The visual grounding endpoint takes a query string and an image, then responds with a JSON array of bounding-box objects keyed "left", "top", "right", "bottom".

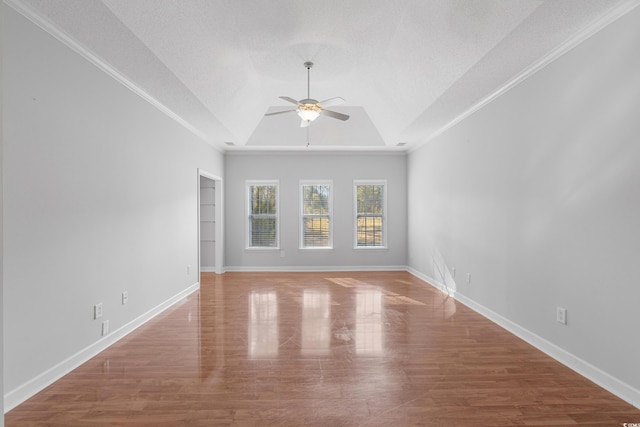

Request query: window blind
[
  {"left": 301, "top": 183, "right": 332, "bottom": 248},
  {"left": 248, "top": 183, "right": 278, "bottom": 248},
  {"left": 355, "top": 183, "right": 385, "bottom": 247}
]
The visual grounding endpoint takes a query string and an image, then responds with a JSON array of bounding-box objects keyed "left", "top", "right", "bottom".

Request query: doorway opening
[{"left": 198, "top": 169, "right": 223, "bottom": 276}]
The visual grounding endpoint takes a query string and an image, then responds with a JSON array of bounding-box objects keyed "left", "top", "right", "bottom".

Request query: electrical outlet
[
  {"left": 187, "top": 265, "right": 191, "bottom": 275},
  {"left": 102, "top": 320, "right": 110, "bottom": 336},
  {"left": 451, "top": 268, "right": 456, "bottom": 278},
  {"left": 557, "top": 307, "right": 567, "bottom": 325},
  {"left": 280, "top": 250, "right": 285, "bottom": 258},
  {"left": 122, "top": 291, "right": 128, "bottom": 305},
  {"left": 94, "top": 303, "right": 103, "bottom": 319},
  {"left": 467, "top": 273, "right": 471, "bottom": 284}
]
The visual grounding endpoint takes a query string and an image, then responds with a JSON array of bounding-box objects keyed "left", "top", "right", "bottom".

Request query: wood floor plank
[{"left": 6, "top": 271, "right": 640, "bottom": 426}]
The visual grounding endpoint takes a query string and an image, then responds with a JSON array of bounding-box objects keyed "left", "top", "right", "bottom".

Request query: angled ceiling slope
[{"left": 7, "top": 0, "right": 638, "bottom": 151}]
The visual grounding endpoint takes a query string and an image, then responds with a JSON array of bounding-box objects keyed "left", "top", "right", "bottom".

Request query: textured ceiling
[{"left": 10, "top": 0, "right": 634, "bottom": 151}]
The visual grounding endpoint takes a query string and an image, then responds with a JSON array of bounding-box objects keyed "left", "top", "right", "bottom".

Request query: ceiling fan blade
[
  {"left": 264, "top": 109, "right": 296, "bottom": 116},
  {"left": 321, "top": 109, "right": 350, "bottom": 121},
  {"left": 319, "top": 97, "right": 345, "bottom": 108},
  {"left": 300, "top": 119, "right": 311, "bottom": 128},
  {"left": 279, "top": 96, "right": 300, "bottom": 105}
]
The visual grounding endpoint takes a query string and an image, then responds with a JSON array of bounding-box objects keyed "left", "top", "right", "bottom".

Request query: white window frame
[
  {"left": 354, "top": 180, "right": 387, "bottom": 249},
  {"left": 246, "top": 180, "right": 279, "bottom": 250},
  {"left": 299, "top": 180, "right": 333, "bottom": 250}
]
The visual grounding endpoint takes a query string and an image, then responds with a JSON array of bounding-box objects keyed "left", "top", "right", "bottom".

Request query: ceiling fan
[{"left": 264, "top": 61, "right": 350, "bottom": 128}]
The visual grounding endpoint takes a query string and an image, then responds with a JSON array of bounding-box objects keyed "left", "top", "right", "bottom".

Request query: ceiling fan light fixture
[
  {"left": 298, "top": 110, "right": 320, "bottom": 122},
  {"left": 296, "top": 100, "right": 322, "bottom": 122},
  {"left": 265, "top": 61, "right": 349, "bottom": 130}
]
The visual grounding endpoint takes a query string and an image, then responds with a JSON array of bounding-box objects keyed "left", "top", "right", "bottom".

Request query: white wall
[
  {"left": 225, "top": 152, "right": 407, "bottom": 270},
  {"left": 3, "top": 5, "right": 223, "bottom": 408},
  {"left": 1, "top": 0, "right": 5, "bottom": 424},
  {"left": 408, "top": 6, "right": 640, "bottom": 406}
]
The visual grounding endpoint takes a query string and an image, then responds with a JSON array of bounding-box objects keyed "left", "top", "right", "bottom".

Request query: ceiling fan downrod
[{"left": 304, "top": 61, "right": 313, "bottom": 99}]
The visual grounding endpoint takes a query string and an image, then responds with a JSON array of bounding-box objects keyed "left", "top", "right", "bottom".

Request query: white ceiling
[{"left": 12, "top": 0, "right": 633, "bottom": 151}]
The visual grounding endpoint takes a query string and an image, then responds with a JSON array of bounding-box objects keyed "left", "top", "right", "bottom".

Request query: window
[
  {"left": 300, "top": 181, "right": 332, "bottom": 248},
  {"left": 246, "top": 181, "right": 278, "bottom": 248},
  {"left": 354, "top": 180, "right": 386, "bottom": 248}
]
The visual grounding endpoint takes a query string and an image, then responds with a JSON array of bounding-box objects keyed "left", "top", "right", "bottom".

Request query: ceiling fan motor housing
[{"left": 298, "top": 99, "right": 321, "bottom": 108}]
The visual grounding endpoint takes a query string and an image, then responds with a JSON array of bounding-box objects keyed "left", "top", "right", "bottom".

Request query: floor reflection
[
  {"left": 301, "top": 290, "right": 331, "bottom": 355},
  {"left": 440, "top": 294, "right": 456, "bottom": 320},
  {"left": 248, "top": 291, "right": 278, "bottom": 357},
  {"left": 8, "top": 272, "right": 636, "bottom": 425},
  {"left": 355, "top": 289, "right": 383, "bottom": 355}
]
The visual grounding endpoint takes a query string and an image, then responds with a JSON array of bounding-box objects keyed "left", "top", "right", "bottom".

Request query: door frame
[{"left": 198, "top": 169, "right": 223, "bottom": 275}]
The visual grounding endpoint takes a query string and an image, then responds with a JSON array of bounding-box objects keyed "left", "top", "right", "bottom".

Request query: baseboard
[
  {"left": 452, "top": 291, "right": 640, "bottom": 409},
  {"left": 8, "top": 270, "right": 638, "bottom": 411},
  {"left": 406, "top": 266, "right": 450, "bottom": 295},
  {"left": 200, "top": 266, "right": 217, "bottom": 273},
  {"left": 223, "top": 265, "right": 408, "bottom": 273},
  {"left": 4, "top": 282, "right": 201, "bottom": 413},
  {"left": 407, "top": 267, "right": 640, "bottom": 410}
]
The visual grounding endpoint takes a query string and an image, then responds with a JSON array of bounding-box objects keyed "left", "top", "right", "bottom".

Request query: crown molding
[
  {"left": 4, "top": 0, "right": 224, "bottom": 152},
  {"left": 409, "top": 0, "right": 640, "bottom": 153},
  {"left": 7, "top": 0, "right": 638, "bottom": 155},
  {"left": 225, "top": 144, "right": 408, "bottom": 155}
]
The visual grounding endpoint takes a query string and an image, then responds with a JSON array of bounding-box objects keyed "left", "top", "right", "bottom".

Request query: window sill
[
  {"left": 353, "top": 246, "right": 388, "bottom": 251},
  {"left": 245, "top": 247, "right": 280, "bottom": 251},
  {"left": 298, "top": 247, "right": 334, "bottom": 252}
]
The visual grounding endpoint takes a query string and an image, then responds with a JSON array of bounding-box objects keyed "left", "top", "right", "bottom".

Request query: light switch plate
[{"left": 94, "top": 303, "right": 103, "bottom": 319}]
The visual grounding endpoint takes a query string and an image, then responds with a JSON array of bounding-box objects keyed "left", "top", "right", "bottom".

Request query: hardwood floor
[{"left": 6, "top": 271, "right": 640, "bottom": 426}]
